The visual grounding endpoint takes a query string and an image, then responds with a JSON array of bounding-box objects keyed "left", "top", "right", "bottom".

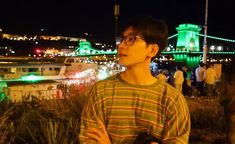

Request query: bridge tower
[
  {"left": 166, "top": 24, "right": 203, "bottom": 69},
  {"left": 176, "top": 24, "right": 202, "bottom": 52}
]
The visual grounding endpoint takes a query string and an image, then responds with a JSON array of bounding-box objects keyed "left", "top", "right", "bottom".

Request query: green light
[
  {"left": 72, "top": 41, "right": 117, "bottom": 57},
  {"left": 176, "top": 24, "right": 201, "bottom": 52},
  {"left": 0, "top": 93, "right": 7, "bottom": 101},
  {"left": 168, "top": 34, "right": 178, "bottom": 40},
  {"left": 173, "top": 54, "right": 188, "bottom": 62},
  {"left": 186, "top": 56, "right": 201, "bottom": 69},
  {"left": 197, "top": 34, "right": 235, "bottom": 43},
  {"left": 209, "top": 51, "right": 235, "bottom": 54},
  {"left": 0, "top": 81, "right": 8, "bottom": 101},
  {"left": 22, "top": 75, "right": 42, "bottom": 82}
]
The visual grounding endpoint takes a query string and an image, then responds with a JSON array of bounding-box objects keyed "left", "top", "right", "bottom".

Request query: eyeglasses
[{"left": 119, "top": 34, "right": 144, "bottom": 46}]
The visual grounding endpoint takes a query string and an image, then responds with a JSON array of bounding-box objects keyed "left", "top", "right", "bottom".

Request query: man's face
[{"left": 118, "top": 27, "right": 153, "bottom": 68}]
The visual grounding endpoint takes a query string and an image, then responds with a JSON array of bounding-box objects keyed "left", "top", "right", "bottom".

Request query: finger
[
  {"left": 98, "top": 120, "right": 107, "bottom": 134},
  {"left": 85, "top": 132, "right": 106, "bottom": 144},
  {"left": 85, "top": 128, "right": 110, "bottom": 144},
  {"left": 85, "top": 131, "right": 101, "bottom": 142},
  {"left": 80, "top": 136, "right": 90, "bottom": 142},
  {"left": 97, "top": 120, "right": 111, "bottom": 144},
  {"left": 84, "top": 139, "right": 97, "bottom": 144},
  {"left": 85, "top": 128, "right": 103, "bottom": 136}
]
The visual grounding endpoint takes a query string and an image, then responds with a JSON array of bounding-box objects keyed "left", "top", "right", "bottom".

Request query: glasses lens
[{"left": 125, "top": 35, "right": 136, "bottom": 46}]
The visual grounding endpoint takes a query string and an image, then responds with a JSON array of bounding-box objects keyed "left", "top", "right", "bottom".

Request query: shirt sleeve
[
  {"left": 79, "top": 84, "right": 104, "bottom": 144},
  {"left": 173, "top": 71, "right": 178, "bottom": 79},
  {"left": 161, "top": 93, "right": 191, "bottom": 144}
]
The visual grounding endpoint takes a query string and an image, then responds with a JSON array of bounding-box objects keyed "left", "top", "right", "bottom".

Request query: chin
[
  {"left": 118, "top": 62, "right": 126, "bottom": 67},
  {"left": 118, "top": 61, "right": 129, "bottom": 67}
]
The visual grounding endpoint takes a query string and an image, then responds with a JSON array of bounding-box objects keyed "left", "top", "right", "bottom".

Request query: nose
[{"left": 118, "top": 40, "right": 126, "bottom": 49}]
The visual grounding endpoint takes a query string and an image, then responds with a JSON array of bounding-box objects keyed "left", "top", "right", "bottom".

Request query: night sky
[{"left": 1, "top": 0, "right": 235, "bottom": 43}]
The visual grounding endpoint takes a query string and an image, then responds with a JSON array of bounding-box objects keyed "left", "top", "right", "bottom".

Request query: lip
[{"left": 118, "top": 54, "right": 127, "bottom": 57}]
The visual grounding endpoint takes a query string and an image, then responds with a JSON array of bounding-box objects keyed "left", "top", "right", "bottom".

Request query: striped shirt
[{"left": 79, "top": 74, "right": 190, "bottom": 144}]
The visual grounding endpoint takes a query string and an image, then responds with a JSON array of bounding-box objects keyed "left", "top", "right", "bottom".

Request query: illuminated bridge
[
  {"left": 69, "top": 23, "right": 235, "bottom": 69},
  {"left": 161, "top": 24, "right": 235, "bottom": 68}
]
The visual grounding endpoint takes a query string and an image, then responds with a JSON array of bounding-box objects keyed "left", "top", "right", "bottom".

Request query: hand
[
  {"left": 84, "top": 120, "right": 111, "bottom": 144},
  {"left": 150, "top": 142, "right": 159, "bottom": 144}
]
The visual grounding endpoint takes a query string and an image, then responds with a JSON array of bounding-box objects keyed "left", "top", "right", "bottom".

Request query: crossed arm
[{"left": 82, "top": 120, "right": 111, "bottom": 144}]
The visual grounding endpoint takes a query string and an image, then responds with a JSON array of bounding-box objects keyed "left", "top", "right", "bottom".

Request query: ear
[{"left": 147, "top": 44, "right": 159, "bottom": 58}]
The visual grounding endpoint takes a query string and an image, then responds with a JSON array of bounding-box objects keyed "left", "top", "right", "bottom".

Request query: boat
[
  {"left": 0, "top": 57, "right": 98, "bottom": 101},
  {"left": 0, "top": 57, "right": 98, "bottom": 81}
]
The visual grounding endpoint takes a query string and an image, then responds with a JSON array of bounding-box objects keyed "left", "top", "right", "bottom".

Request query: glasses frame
[{"left": 120, "top": 34, "right": 144, "bottom": 46}]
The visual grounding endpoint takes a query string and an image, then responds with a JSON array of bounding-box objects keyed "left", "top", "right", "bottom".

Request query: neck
[{"left": 120, "top": 63, "right": 156, "bottom": 85}]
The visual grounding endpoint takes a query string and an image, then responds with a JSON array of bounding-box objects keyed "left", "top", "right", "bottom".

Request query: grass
[
  {"left": 0, "top": 95, "right": 87, "bottom": 144},
  {"left": 0, "top": 89, "right": 226, "bottom": 143},
  {"left": 187, "top": 97, "right": 226, "bottom": 143}
]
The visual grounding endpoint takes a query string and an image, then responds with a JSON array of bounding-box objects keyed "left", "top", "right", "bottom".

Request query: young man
[
  {"left": 195, "top": 62, "right": 206, "bottom": 96},
  {"left": 204, "top": 63, "right": 217, "bottom": 97},
  {"left": 173, "top": 65, "right": 184, "bottom": 92},
  {"left": 79, "top": 16, "right": 190, "bottom": 144},
  {"left": 182, "top": 65, "right": 189, "bottom": 96}
]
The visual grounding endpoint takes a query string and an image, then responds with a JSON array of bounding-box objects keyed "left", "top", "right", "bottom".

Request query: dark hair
[
  {"left": 199, "top": 62, "right": 205, "bottom": 67},
  {"left": 176, "top": 65, "right": 182, "bottom": 70},
  {"left": 120, "top": 16, "right": 168, "bottom": 56}
]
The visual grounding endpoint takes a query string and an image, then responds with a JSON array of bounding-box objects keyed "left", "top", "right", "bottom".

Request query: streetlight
[
  {"left": 114, "top": 4, "right": 120, "bottom": 71},
  {"left": 202, "top": 0, "right": 209, "bottom": 64},
  {"left": 114, "top": 4, "right": 120, "bottom": 46}
]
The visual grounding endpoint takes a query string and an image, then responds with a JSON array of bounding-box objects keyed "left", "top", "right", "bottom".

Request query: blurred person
[
  {"left": 182, "top": 65, "right": 190, "bottom": 96},
  {"left": 189, "top": 68, "right": 199, "bottom": 97},
  {"left": 79, "top": 16, "right": 190, "bottom": 144},
  {"left": 195, "top": 62, "right": 206, "bottom": 96},
  {"left": 220, "top": 56, "right": 235, "bottom": 144},
  {"left": 173, "top": 65, "right": 184, "bottom": 92},
  {"left": 156, "top": 69, "right": 167, "bottom": 82},
  {"left": 150, "top": 62, "right": 158, "bottom": 76},
  {"left": 190, "top": 68, "right": 197, "bottom": 87},
  {"left": 203, "top": 63, "right": 217, "bottom": 97},
  {"left": 166, "top": 71, "right": 174, "bottom": 86}
]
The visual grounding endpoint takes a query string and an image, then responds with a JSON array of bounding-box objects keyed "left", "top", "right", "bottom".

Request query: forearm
[
  {"left": 162, "top": 132, "right": 190, "bottom": 144},
  {"left": 79, "top": 120, "right": 111, "bottom": 144}
]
